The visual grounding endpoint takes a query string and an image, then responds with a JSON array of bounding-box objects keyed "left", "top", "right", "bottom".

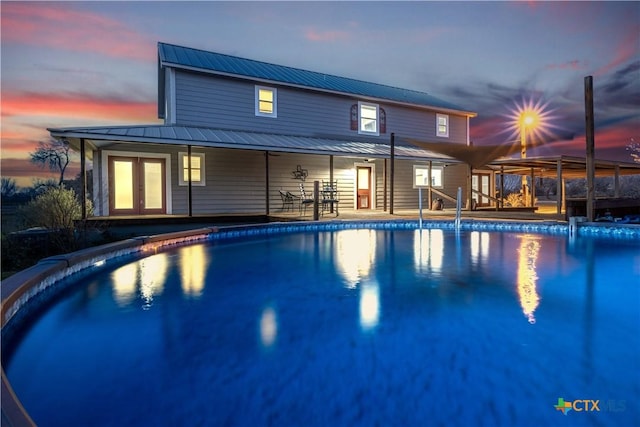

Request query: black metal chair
[
  {"left": 279, "top": 190, "right": 295, "bottom": 212},
  {"left": 321, "top": 180, "right": 339, "bottom": 216},
  {"left": 299, "top": 183, "right": 315, "bottom": 215}
]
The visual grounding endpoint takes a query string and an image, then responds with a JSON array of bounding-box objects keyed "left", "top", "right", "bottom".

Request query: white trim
[
  {"left": 255, "top": 85, "right": 277, "bottom": 118},
  {"left": 178, "top": 152, "right": 206, "bottom": 186},
  {"left": 413, "top": 164, "right": 444, "bottom": 189},
  {"left": 358, "top": 102, "right": 380, "bottom": 136},
  {"left": 466, "top": 116, "right": 470, "bottom": 145},
  {"left": 165, "top": 68, "right": 176, "bottom": 125},
  {"left": 353, "top": 162, "right": 376, "bottom": 209},
  {"left": 101, "top": 150, "right": 172, "bottom": 215},
  {"left": 436, "top": 113, "right": 449, "bottom": 138}
]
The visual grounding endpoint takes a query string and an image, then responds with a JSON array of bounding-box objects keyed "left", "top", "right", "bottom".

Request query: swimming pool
[{"left": 3, "top": 221, "right": 639, "bottom": 426}]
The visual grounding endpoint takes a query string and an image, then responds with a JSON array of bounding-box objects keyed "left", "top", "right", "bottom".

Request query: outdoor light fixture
[{"left": 506, "top": 97, "right": 555, "bottom": 207}]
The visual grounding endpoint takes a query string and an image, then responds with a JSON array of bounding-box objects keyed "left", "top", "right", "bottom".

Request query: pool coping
[{"left": 1, "top": 218, "right": 639, "bottom": 426}]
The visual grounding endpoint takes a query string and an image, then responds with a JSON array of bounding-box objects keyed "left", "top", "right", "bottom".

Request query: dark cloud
[{"left": 599, "top": 60, "right": 640, "bottom": 108}]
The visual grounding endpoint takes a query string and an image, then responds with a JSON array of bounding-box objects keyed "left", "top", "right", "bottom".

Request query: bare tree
[
  {"left": 627, "top": 138, "right": 639, "bottom": 164},
  {"left": 30, "top": 138, "right": 70, "bottom": 186},
  {"left": 1, "top": 177, "right": 18, "bottom": 198}
]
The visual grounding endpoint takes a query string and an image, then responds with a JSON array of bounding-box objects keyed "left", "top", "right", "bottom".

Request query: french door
[
  {"left": 108, "top": 156, "right": 166, "bottom": 215},
  {"left": 472, "top": 173, "right": 491, "bottom": 207}
]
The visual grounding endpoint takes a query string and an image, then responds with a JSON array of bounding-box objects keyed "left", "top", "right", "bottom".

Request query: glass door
[
  {"left": 109, "top": 156, "right": 166, "bottom": 215},
  {"left": 472, "top": 173, "right": 491, "bottom": 207},
  {"left": 356, "top": 166, "right": 371, "bottom": 209}
]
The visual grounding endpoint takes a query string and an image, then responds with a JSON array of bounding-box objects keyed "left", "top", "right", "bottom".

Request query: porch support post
[
  {"left": 80, "top": 138, "right": 87, "bottom": 220},
  {"left": 383, "top": 159, "right": 387, "bottom": 211},
  {"left": 265, "top": 151, "right": 270, "bottom": 215},
  {"left": 467, "top": 164, "right": 473, "bottom": 210},
  {"left": 500, "top": 166, "right": 504, "bottom": 209},
  {"left": 329, "top": 155, "right": 334, "bottom": 214},
  {"left": 187, "top": 144, "right": 193, "bottom": 217},
  {"left": 585, "top": 76, "right": 596, "bottom": 222},
  {"left": 390, "top": 133, "right": 395, "bottom": 215},
  {"left": 428, "top": 161, "right": 433, "bottom": 210},
  {"left": 556, "top": 160, "right": 563, "bottom": 215},
  {"left": 530, "top": 167, "right": 535, "bottom": 207}
]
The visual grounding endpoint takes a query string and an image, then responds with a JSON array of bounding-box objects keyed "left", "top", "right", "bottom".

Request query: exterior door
[
  {"left": 356, "top": 166, "right": 372, "bottom": 209},
  {"left": 109, "top": 156, "right": 166, "bottom": 215},
  {"left": 472, "top": 173, "right": 491, "bottom": 207}
]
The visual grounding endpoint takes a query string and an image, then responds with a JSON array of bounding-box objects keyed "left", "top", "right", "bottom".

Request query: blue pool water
[{"left": 3, "top": 225, "right": 640, "bottom": 426}]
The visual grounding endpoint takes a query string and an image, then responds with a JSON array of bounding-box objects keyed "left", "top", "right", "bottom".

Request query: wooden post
[
  {"left": 329, "top": 155, "right": 334, "bottom": 214},
  {"left": 530, "top": 167, "right": 535, "bottom": 207},
  {"left": 390, "top": 133, "right": 395, "bottom": 215},
  {"left": 265, "top": 151, "right": 270, "bottom": 215},
  {"left": 585, "top": 76, "right": 595, "bottom": 222},
  {"left": 467, "top": 163, "right": 473, "bottom": 210},
  {"left": 428, "top": 161, "right": 433, "bottom": 209},
  {"left": 313, "top": 180, "right": 320, "bottom": 220},
  {"left": 556, "top": 160, "right": 563, "bottom": 215},
  {"left": 80, "top": 138, "right": 87, "bottom": 220},
  {"left": 499, "top": 166, "right": 504, "bottom": 209},
  {"left": 187, "top": 144, "right": 193, "bottom": 217},
  {"left": 383, "top": 159, "right": 387, "bottom": 211}
]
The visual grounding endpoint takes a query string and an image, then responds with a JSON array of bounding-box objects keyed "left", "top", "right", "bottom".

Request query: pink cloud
[
  {"left": 546, "top": 60, "right": 589, "bottom": 71},
  {"left": 2, "top": 91, "right": 158, "bottom": 123},
  {"left": 594, "top": 24, "right": 640, "bottom": 76},
  {"left": 305, "top": 27, "right": 350, "bottom": 42},
  {"left": 1, "top": 3, "right": 154, "bottom": 61}
]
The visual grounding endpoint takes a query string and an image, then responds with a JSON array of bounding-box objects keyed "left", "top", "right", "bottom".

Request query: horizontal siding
[
  {"left": 174, "top": 71, "right": 469, "bottom": 144},
  {"left": 97, "top": 143, "right": 469, "bottom": 216},
  {"left": 388, "top": 161, "right": 469, "bottom": 210}
]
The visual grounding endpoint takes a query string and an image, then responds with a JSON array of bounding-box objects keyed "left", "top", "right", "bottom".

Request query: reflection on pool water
[{"left": 3, "top": 225, "right": 640, "bottom": 426}]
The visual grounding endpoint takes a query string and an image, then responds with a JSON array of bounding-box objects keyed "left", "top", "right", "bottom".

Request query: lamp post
[{"left": 519, "top": 112, "right": 537, "bottom": 207}]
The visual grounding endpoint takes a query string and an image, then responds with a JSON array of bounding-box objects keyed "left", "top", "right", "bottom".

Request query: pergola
[
  {"left": 401, "top": 135, "right": 640, "bottom": 215},
  {"left": 489, "top": 155, "right": 640, "bottom": 214}
]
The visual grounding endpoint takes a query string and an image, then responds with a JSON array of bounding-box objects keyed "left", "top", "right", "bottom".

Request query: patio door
[
  {"left": 109, "top": 156, "right": 166, "bottom": 215},
  {"left": 356, "top": 166, "right": 372, "bottom": 209},
  {"left": 472, "top": 173, "right": 491, "bottom": 207}
]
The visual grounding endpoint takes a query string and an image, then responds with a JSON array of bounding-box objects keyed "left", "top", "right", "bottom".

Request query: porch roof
[
  {"left": 489, "top": 155, "right": 640, "bottom": 179},
  {"left": 48, "top": 125, "right": 459, "bottom": 162}
]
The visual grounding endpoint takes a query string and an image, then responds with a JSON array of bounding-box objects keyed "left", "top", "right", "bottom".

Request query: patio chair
[
  {"left": 279, "top": 190, "right": 295, "bottom": 212},
  {"left": 321, "top": 180, "right": 339, "bottom": 216},
  {"left": 299, "top": 183, "right": 315, "bottom": 215}
]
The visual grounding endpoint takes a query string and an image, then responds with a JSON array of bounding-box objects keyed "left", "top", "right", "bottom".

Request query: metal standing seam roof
[
  {"left": 47, "top": 125, "right": 458, "bottom": 162},
  {"left": 158, "top": 42, "right": 476, "bottom": 116}
]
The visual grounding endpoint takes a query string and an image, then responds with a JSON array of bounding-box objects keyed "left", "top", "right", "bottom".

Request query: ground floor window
[
  {"left": 413, "top": 164, "right": 444, "bottom": 188},
  {"left": 178, "top": 152, "right": 206, "bottom": 186}
]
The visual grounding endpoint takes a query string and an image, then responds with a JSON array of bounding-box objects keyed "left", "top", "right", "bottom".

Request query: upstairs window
[
  {"left": 255, "top": 86, "right": 277, "bottom": 117},
  {"left": 351, "top": 104, "right": 386, "bottom": 134},
  {"left": 436, "top": 114, "right": 449, "bottom": 138},
  {"left": 178, "top": 152, "right": 206, "bottom": 186},
  {"left": 358, "top": 102, "right": 379, "bottom": 136}
]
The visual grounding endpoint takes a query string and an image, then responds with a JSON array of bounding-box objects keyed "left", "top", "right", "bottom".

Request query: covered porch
[{"left": 49, "top": 125, "right": 467, "bottom": 221}]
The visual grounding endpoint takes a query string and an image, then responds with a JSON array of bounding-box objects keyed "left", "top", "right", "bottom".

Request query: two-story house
[{"left": 49, "top": 42, "right": 477, "bottom": 218}]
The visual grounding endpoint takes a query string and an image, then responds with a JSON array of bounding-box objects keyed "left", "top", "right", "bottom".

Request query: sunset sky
[{"left": 2, "top": 1, "right": 639, "bottom": 187}]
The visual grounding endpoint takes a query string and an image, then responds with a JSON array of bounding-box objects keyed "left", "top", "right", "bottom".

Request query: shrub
[{"left": 19, "top": 186, "right": 90, "bottom": 230}]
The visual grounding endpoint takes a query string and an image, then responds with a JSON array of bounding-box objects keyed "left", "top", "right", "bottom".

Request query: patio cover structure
[
  {"left": 399, "top": 136, "right": 640, "bottom": 214},
  {"left": 489, "top": 155, "right": 640, "bottom": 214}
]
